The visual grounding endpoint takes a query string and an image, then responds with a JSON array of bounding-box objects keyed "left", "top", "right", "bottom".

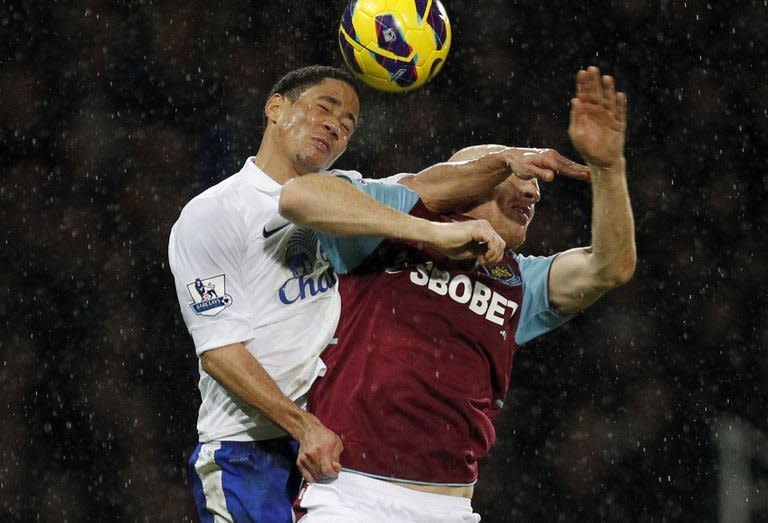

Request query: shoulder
[
  {"left": 174, "top": 187, "right": 253, "bottom": 249},
  {"left": 183, "top": 171, "right": 279, "bottom": 221},
  {"left": 178, "top": 186, "right": 240, "bottom": 227},
  {"left": 512, "top": 252, "right": 555, "bottom": 274}
]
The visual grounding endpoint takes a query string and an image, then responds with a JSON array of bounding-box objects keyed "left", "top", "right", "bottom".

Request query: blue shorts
[{"left": 188, "top": 438, "right": 301, "bottom": 523}]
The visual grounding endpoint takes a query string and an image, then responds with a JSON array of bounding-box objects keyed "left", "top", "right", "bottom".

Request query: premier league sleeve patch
[{"left": 186, "top": 274, "right": 233, "bottom": 316}]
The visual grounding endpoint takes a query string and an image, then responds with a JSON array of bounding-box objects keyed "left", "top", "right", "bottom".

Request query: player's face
[
  {"left": 464, "top": 175, "right": 540, "bottom": 249},
  {"left": 271, "top": 78, "right": 360, "bottom": 173}
]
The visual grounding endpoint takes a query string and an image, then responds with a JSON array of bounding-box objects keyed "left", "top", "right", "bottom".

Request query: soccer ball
[{"left": 338, "top": 0, "right": 452, "bottom": 93}]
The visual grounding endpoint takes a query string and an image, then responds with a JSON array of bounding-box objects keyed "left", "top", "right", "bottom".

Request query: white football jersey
[{"left": 168, "top": 158, "right": 363, "bottom": 442}]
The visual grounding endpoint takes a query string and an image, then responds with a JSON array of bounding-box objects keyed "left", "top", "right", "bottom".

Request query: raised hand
[
  {"left": 428, "top": 219, "right": 505, "bottom": 265},
  {"left": 568, "top": 66, "right": 627, "bottom": 168}
]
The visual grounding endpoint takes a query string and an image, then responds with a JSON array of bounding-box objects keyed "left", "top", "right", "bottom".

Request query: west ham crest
[{"left": 484, "top": 264, "right": 522, "bottom": 286}]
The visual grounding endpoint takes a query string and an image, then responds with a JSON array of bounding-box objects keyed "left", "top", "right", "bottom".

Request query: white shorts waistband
[{"left": 332, "top": 470, "right": 473, "bottom": 511}]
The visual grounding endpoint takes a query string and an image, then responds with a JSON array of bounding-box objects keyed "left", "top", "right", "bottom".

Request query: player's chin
[
  {"left": 297, "top": 153, "right": 332, "bottom": 173},
  {"left": 504, "top": 227, "right": 527, "bottom": 250},
  {"left": 302, "top": 147, "right": 339, "bottom": 172}
]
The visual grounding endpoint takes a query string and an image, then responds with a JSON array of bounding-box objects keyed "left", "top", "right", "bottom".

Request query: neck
[{"left": 252, "top": 145, "right": 301, "bottom": 185}]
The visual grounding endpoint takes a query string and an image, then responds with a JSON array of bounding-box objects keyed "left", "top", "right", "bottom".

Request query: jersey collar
[
  {"left": 240, "top": 157, "right": 283, "bottom": 195},
  {"left": 240, "top": 157, "right": 335, "bottom": 196}
]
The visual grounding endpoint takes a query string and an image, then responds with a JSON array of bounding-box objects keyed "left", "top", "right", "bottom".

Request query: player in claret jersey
[{"left": 281, "top": 66, "right": 636, "bottom": 522}]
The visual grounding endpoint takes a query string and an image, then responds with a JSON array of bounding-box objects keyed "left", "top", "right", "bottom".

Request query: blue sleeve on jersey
[
  {"left": 317, "top": 180, "right": 420, "bottom": 274},
  {"left": 513, "top": 253, "right": 576, "bottom": 345}
]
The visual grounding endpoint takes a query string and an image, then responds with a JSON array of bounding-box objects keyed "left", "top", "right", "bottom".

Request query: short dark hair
[{"left": 262, "top": 65, "right": 359, "bottom": 129}]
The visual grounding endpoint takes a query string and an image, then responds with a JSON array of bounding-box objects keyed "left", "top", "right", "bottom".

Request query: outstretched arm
[
  {"left": 548, "top": 66, "right": 637, "bottom": 314},
  {"left": 400, "top": 146, "right": 590, "bottom": 213},
  {"left": 279, "top": 174, "right": 505, "bottom": 265}
]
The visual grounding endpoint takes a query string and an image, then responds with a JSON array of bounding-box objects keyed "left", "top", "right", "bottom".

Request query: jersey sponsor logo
[
  {"left": 186, "top": 274, "right": 233, "bottom": 316},
  {"left": 408, "top": 262, "right": 519, "bottom": 326},
  {"left": 278, "top": 228, "right": 337, "bottom": 304}
]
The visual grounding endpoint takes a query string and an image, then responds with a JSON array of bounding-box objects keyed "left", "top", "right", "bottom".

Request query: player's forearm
[
  {"left": 200, "top": 343, "right": 317, "bottom": 439},
  {"left": 280, "top": 174, "right": 439, "bottom": 242},
  {"left": 401, "top": 149, "right": 512, "bottom": 212},
  {"left": 547, "top": 159, "right": 635, "bottom": 314},
  {"left": 448, "top": 144, "right": 509, "bottom": 162},
  {"left": 587, "top": 157, "right": 636, "bottom": 287}
]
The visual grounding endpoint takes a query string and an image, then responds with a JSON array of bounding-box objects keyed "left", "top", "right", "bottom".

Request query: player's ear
[{"left": 264, "top": 93, "right": 285, "bottom": 125}]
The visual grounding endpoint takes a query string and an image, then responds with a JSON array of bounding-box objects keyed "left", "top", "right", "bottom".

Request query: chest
[
  {"left": 244, "top": 211, "right": 337, "bottom": 306},
  {"left": 345, "top": 243, "right": 524, "bottom": 359}
]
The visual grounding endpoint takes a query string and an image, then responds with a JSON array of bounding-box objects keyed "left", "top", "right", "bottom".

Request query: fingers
[
  {"left": 298, "top": 450, "right": 340, "bottom": 483},
  {"left": 570, "top": 66, "right": 627, "bottom": 166},
  {"left": 483, "top": 247, "right": 503, "bottom": 265},
  {"left": 576, "top": 67, "right": 597, "bottom": 101},
  {"left": 316, "top": 442, "right": 341, "bottom": 481},
  {"left": 616, "top": 91, "right": 628, "bottom": 125},
  {"left": 473, "top": 223, "right": 504, "bottom": 264},
  {"left": 431, "top": 219, "right": 506, "bottom": 265},
  {"left": 576, "top": 66, "right": 608, "bottom": 107},
  {"left": 297, "top": 461, "right": 317, "bottom": 484},
  {"left": 602, "top": 75, "right": 616, "bottom": 112},
  {"left": 297, "top": 422, "right": 344, "bottom": 483},
  {"left": 576, "top": 66, "right": 626, "bottom": 121},
  {"left": 510, "top": 148, "right": 590, "bottom": 182},
  {"left": 558, "top": 159, "right": 591, "bottom": 181},
  {"left": 513, "top": 165, "right": 555, "bottom": 182},
  {"left": 504, "top": 152, "right": 548, "bottom": 181},
  {"left": 546, "top": 151, "right": 590, "bottom": 181}
]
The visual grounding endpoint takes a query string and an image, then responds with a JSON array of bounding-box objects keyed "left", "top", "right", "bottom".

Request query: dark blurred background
[{"left": 2, "top": 0, "right": 766, "bottom": 521}]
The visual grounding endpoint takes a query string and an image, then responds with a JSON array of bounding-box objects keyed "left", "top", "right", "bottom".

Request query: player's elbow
[
  {"left": 200, "top": 350, "right": 215, "bottom": 375},
  {"left": 400, "top": 176, "right": 474, "bottom": 214},
  {"left": 399, "top": 176, "right": 446, "bottom": 213},
  {"left": 199, "top": 346, "right": 235, "bottom": 382},
  {"left": 600, "top": 250, "right": 637, "bottom": 289},
  {"left": 616, "top": 246, "right": 637, "bottom": 285},
  {"left": 608, "top": 265, "right": 635, "bottom": 289},
  {"left": 199, "top": 348, "right": 234, "bottom": 376}
]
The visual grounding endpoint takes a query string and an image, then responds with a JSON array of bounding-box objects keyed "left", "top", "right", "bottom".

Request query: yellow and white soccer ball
[{"left": 338, "top": 0, "right": 452, "bottom": 93}]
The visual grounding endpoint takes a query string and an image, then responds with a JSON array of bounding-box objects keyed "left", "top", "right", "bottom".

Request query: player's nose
[
  {"left": 322, "top": 120, "right": 340, "bottom": 141},
  {"left": 521, "top": 180, "right": 540, "bottom": 203}
]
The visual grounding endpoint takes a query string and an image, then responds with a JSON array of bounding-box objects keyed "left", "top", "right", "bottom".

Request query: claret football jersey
[{"left": 311, "top": 181, "right": 573, "bottom": 485}]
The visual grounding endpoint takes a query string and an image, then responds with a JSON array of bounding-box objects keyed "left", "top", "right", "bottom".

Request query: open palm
[{"left": 568, "top": 67, "right": 627, "bottom": 168}]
